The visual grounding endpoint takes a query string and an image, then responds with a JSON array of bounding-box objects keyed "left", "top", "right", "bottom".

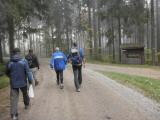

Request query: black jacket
[{"left": 25, "top": 54, "right": 40, "bottom": 69}]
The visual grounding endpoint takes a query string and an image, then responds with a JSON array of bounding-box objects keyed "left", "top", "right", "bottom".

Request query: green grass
[
  {"left": 0, "top": 76, "right": 9, "bottom": 89},
  {"left": 0, "top": 63, "right": 5, "bottom": 72},
  {"left": 100, "top": 71, "right": 160, "bottom": 102},
  {"left": 0, "top": 63, "right": 9, "bottom": 89}
]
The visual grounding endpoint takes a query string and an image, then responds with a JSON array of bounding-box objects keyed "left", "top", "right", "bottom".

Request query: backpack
[
  {"left": 26, "top": 55, "right": 34, "bottom": 68},
  {"left": 71, "top": 48, "right": 83, "bottom": 65}
]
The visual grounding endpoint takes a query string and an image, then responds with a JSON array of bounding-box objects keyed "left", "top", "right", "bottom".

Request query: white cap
[{"left": 55, "top": 47, "right": 60, "bottom": 51}]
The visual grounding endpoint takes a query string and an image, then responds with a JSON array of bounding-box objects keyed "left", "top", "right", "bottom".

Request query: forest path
[{"left": 1, "top": 59, "right": 160, "bottom": 120}]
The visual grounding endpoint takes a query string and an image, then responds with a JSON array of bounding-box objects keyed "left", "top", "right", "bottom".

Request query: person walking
[
  {"left": 50, "top": 47, "right": 67, "bottom": 89},
  {"left": 6, "top": 48, "right": 33, "bottom": 120},
  {"left": 69, "top": 43, "right": 85, "bottom": 92},
  {"left": 25, "top": 49, "right": 40, "bottom": 86}
]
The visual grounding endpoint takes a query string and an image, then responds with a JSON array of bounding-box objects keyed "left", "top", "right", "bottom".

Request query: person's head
[
  {"left": 55, "top": 47, "right": 60, "bottom": 51},
  {"left": 73, "top": 43, "right": 77, "bottom": 47},
  {"left": 29, "top": 49, "right": 33, "bottom": 54},
  {"left": 12, "top": 48, "right": 20, "bottom": 55}
]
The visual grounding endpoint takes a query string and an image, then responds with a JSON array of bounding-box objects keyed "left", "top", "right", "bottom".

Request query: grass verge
[
  {"left": 0, "top": 63, "right": 9, "bottom": 89},
  {"left": 0, "top": 76, "right": 9, "bottom": 89},
  {"left": 0, "top": 63, "right": 5, "bottom": 72},
  {"left": 100, "top": 71, "right": 160, "bottom": 102}
]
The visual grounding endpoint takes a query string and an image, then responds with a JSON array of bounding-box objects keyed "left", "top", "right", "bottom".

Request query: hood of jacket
[{"left": 11, "top": 54, "right": 22, "bottom": 62}]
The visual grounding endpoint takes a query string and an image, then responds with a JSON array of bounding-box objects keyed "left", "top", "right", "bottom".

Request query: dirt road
[{"left": 1, "top": 61, "right": 160, "bottom": 120}]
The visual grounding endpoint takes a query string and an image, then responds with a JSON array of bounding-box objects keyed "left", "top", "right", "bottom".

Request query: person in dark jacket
[
  {"left": 50, "top": 47, "right": 67, "bottom": 89},
  {"left": 6, "top": 48, "right": 33, "bottom": 120},
  {"left": 25, "top": 49, "right": 40, "bottom": 86},
  {"left": 68, "top": 43, "right": 85, "bottom": 92}
]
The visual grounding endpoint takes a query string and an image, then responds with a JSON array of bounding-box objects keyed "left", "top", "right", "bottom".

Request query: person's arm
[
  {"left": 50, "top": 54, "right": 54, "bottom": 69},
  {"left": 5, "top": 62, "right": 11, "bottom": 77},
  {"left": 81, "top": 53, "right": 86, "bottom": 68},
  {"left": 63, "top": 53, "right": 67, "bottom": 65},
  {"left": 67, "top": 53, "right": 72, "bottom": 64},
  {"left": 82, "top": 57, "right": 86, "bottom": 68}
]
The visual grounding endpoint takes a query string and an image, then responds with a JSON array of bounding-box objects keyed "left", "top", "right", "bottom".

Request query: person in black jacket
[{"left": 25, "top": 49, "right": 40, "bottom": 86}]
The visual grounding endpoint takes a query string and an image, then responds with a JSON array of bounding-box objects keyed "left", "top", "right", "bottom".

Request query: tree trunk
[
  {"left": 18, "top": 30, "right": 21, "bottom": 49},
  {"left": 66, "top": 26, "right": 70, "bottom": 52},
  {"left": 88, "top": 0, "right": 93, "bottom": 57},
  {"left": 2, "top": 34, "right": 7, "bottom": 56},
  {"left": 93, "top": 0, "right": 97, "bottom": 59},
  {"left": 97, "top": 0, "right": 102, "bottom": 59},
  {"left": 7, "top": 16, "right": 15, "bottom": 55},
  {"left": 111, "top": 17, "right": 115, "bottom": 61},
  {"left": 156, "top": 0, "right": 160, "bottom": 51},
  {"left": 29, "top": 32, "right": 32, "bottom": 49},
  {"left": 118, "top": 16, "right": 121, "bottom": 63},
  {"left": 151, "top": 0, "right": 155, "bottom": 65},
  {"left": 0, "top": 36, "right": 3, "bottom": 63},
  {"left": 51, "top": 26, "right": 55, "bottom": 50}
]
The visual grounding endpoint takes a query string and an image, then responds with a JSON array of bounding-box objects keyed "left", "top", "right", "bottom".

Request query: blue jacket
[
  {"left": 50, "top": 51, "right": 67, "bottom": 71},
  {"left": 6, "top": 54, "right": 33, "bottom": 88}
]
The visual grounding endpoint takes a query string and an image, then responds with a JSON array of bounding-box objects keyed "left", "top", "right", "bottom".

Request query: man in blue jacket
[
  {"left": 6, "top": 48, "right": 33, "bottom": 120},
  {"left": 50, "top": 47, "right": 67, "bottom": 89}
]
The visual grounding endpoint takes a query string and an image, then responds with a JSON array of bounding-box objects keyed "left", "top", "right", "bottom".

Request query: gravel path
[
  {"left": 1, "top": 61, "right": 160, "bottom": 120},
  {"left": 20, "top": 61, "right": 160, "bottom": 120}
]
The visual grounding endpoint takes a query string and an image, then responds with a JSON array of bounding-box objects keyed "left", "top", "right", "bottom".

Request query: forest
[{"left": 0, "top": 0, "right": 160, "bottom": 65}]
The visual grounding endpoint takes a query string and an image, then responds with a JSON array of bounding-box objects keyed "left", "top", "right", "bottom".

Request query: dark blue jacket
[
  {"left": 50, "top": 51, "right": 67, "bottom": 71},
  {"left": 6, "top": 54, "right": 33, "bottom": 88}
]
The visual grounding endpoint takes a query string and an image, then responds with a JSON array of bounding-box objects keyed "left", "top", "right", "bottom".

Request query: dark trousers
[
  {"left": 10, "top": 86, "right": 30, "bottom": 116},
  {"left": 55, "top": 70, "right": 63, "bottom": 85},
  {"left": 72, "top": 65, "right": 82, "bottom": 89}
]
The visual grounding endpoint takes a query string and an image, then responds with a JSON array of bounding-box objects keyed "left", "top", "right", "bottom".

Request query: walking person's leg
[
  {"left": 56, "top": 71, "right": 60, "bottom": 85},
  {"left": 78, "top": 65, "right": 82, "bottom": 86},
  {"left": 10, "top": 88, "right": 19, "bottom": 119},
  {"left": 73, "top": 66, "right": 80, "bottom": 92},
  {"left": 31, "top": 68, "right": 38, "bottom": 86},
  {"left": 59, "top": 71, "right": 64, "bottom": 89},
  {"left": 20, "top": 86, "right": 30, "bottom": 109}
]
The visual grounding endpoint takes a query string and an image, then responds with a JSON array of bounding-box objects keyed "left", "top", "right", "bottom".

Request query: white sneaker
[
  {"left": 76, "top": 88, "right": 80, "bottom": 92},
  {"left": 60, "top": 84, "right": 64, "bottom": 89},
  {"left": 12, "top": 115, "right": 18, "bottom": 120}
]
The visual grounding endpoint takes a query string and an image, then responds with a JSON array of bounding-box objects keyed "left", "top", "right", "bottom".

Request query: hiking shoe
[
  {"left": 76, "top": 88, "right": 80, "bottom": 92},
  {"left": 60, "top": 84, "right": 64, "bottom": 89},
  {"left": 12, "top": 115, "right": 18, "bottom": 120},
  {"left": 25, "top": 105, "right": 30, "bottom": 110}
]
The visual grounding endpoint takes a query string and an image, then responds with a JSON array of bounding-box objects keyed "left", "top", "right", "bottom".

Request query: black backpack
[
  {"left": 26, "top": 55, "right": 34, "bottom": 68},
  {"left": 71, "top": 48, "right": 82, "bottom": 65}
]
